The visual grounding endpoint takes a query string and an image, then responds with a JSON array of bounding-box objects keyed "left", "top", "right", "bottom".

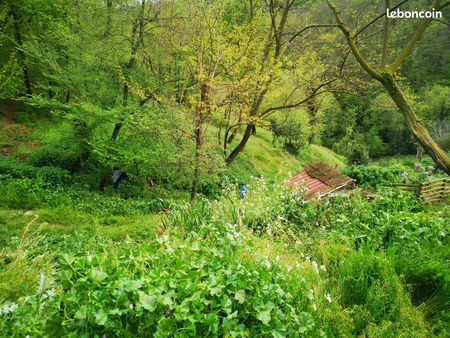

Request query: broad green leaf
[
  {"left": 74, "top": 305, "right": 88, "bottom": 319},
  {"left": 210, "top": 286, "right": 223, "bottom": 296},
  {"left": 90, "top": 268, "right": 107, "bottom": 282},
  {"left": 139, "top": 291, "right": 157, "bottom": 312},
  {"left": 257, "top": 310, "right": 271, "bottom": 325},
  {"left": 162, "top": 294, "right": 173, "bottom": 307},
  {"left": 234, "top": 289, "right": 246, "bottom": 304},
  {"left": 94, "top": 309, "right": 108, "bottom": 326},
  {"left": 228, "top": 310, "right": 238, "bottom": 319},
  {"left": 272, "top": 329, "right": 286, "bottom": 338}
]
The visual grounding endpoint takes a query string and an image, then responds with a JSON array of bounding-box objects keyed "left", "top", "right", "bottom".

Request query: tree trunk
[
  {"left": 190, "top": 126, "right": 202, "bottom": 203},
  {"left": 225, "top": 124, "right": 254, "bottom": 164},
  {"left": 10, "top": 6, "right": 32, "bottom": 96},
  {"left": 190, "top": 82, "right": 209, "bottom": 202},
  {"left": 306, "top": 96, "right": 320, "bottom": 145},
  {"left": 104, "top": 0, "right": 113, "bottom": 36},
  {"left": 416, "top": 144, "right": 423, "bottom": 161},
  {"left": 380, "top": 73, "right": 450, "bottom": 174},
  {"left": 110, "top": 0, "right": 144, "bottom": 141}
]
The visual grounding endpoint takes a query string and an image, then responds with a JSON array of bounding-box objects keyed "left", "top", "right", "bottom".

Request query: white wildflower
[
  {"left": 312, "top": 303, "right": 317, "bottom": 311},
  {"left": 311, "top": 261, "right": 319, "bottom": 274},
  {"left": 0, "top": 302, "right": 18, "bottom": 315},
  {"left": 326, "top": 293, "right": 332, "bottom": 303},
  {"left": 308, "top": 289, "right": 314, "bottom": 300},
  {"left": 320, "top": 265, "right": 327, "bottom": 272},
  {"left": 46, "top": 288, "right": 56, "bottom": 298},
  {"left": 276, "top": 255, "right": 280, "bottom": 262}
]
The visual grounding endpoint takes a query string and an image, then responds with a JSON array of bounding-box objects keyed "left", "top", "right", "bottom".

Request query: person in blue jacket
[{"left": 240, "top": 183, "right": 248, "bottom": 199}]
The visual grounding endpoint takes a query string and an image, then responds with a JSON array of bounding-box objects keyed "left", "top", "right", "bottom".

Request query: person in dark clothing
[{"left": 112, "top": 169, "right": 128, "bottom": 189}]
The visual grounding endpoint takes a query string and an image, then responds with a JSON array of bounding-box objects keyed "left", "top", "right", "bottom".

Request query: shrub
[
  {"left": 0, "top": 156, "right": 39, "bottom": 178},
  {"left": 28, "top": 139, "right": 88, "bottom": 172},
  {"left": 330, "top": 246, "right": 427, "bottom": 337},
  {"left": 0, "top": 225, "right": 326, "bottom": 337},
  {"left": 343, "top": 164, "right": 404, "bottom": 188}
]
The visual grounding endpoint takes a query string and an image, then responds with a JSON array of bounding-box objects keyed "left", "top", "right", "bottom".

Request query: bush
[
  {"left": 0, "top": 156, "right": 39, "bottom": 178},
  {"left": 0, "top": 155, "right": 71, "bottom": 189},
  {"left": 36, "top": 166, "right": 71, "bottom": 186},
  {"left": 331, "top": 246, "right": 427, "bottom": 336},
  {"left": 343, "top": 164, "right": 405, "bottom": 188},
  {"left": 0, "top": 225, "right": 326, "bottom": 337},
  {"left": 28, "top": 139, "right": 88, "bottom": 172},
  {"left": 347, "top": 143, "right": 370, "bottom": 165}
]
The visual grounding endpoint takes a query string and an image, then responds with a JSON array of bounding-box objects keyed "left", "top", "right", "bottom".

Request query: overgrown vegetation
[
  {"left": 0, "top": 176, "right": 448, "bottom": 337},
  {"left": 1, "top": 0, "right": 449, "bottom": 336}
]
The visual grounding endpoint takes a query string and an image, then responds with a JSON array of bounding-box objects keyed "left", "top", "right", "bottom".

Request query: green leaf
[
  {"left": 94, "top": 309, "right": 108, "bottom": 326},
  {"left": 228, "top": 310, "right": 238, "bottom": 319},
  {"left": 109, "top": 309, "right": 122, "bottom": 315},
  {"left": 60, "top": 253, "right": 75, "bottom": 266},
  {"left": 74, "top": 305, "right": 88, "bottom": 319},
  {"left": 234, "top": 289, "right": 246, "bottom": 304},
  {"left": 257, "top": 310, "right": 271, "bottom": 325},
  {"left": 90, "top": 268, "right": 107, "bottom": 282},
  {"left": 210, "top": 286, "right": 223, "bottom": 296},
  {"left": 139, "top": 291, "right": 157, "bottom": 312},
  {"left": 272, "top": 329, "right": 286, "bottom": 338},
  {"left": 45, "top": 317, "right": 64, "bottom": 337},
  {"left": 162, "top": 294, "right": 173, "bottom": 307}
]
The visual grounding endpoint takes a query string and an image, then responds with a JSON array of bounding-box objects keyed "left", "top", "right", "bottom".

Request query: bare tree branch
[
  {"left": 381, "top": 0, "right": 391, "bottom": 69},
  {"left": 327, "top": 1, "right": 383, "bottom": 81},
  {"left": 433, "top": 18, "right": 450, "bottom": 26},
  {"left": 260, "top": 49, "right": 350, "bottom": 117},
  {"left": 390, "top": 0, "right": 443, "bottom": 72},
  {"left": 289, "top": 24, "right": 339, "bottom": 43},
  {"left": 355, "top": 0, "right": 410, "bottom": 37}
]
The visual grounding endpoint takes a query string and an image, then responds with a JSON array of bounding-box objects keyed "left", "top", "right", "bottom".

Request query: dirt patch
[
  {"left": 0, "top": 119, "right": 39, "bottom": 157},
  {"left": 0, "top": 100, "right": 23, "bottom": 124}
]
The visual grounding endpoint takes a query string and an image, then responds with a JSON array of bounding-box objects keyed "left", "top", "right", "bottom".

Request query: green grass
[
  {"left": 1, "top": 176, "right": 449, "bottom": 336},
  {"left": 223, "top": 127, "right": 345, "bottom": 182},
  {"left": 1, "top": 111, "right": 448, "bottom": 337}
]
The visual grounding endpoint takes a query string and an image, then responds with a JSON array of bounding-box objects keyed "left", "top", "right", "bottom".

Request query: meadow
[{"left": 1, "top": 161, "right": 449, "bottom": 337}]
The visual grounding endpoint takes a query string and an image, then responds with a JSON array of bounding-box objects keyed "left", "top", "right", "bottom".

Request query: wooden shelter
[{"left": 287, "top": 161, "right": 354, "bottom": 201}]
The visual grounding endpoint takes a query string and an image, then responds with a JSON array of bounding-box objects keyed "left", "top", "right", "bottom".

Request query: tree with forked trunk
[
  {"left": 327, "top": 0, "right": 450, "bottom": 174},
  {"left": 223, "top": 0, "right": 350, "bottom": 165}
]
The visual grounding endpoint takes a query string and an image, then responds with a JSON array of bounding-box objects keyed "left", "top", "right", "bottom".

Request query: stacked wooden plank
[
  {"left": 391, "top": 178, "right": 449, "bottom": 204},
  {"left": 288, "top": 161, "right": 354, "bottom": 200},
  {"left": 419, "top": 178, "right": 450, "bottom": 204},
  {"left": 303, "top": 161, "right": 354, "bottom": 189},
  {"left": 389, "top": 183, "right": 420, "bottom": 193}
]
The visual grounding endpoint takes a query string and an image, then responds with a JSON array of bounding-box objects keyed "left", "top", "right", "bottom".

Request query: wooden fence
[{"left": 390, "top": 178, "right": 450, "bottom": 204}]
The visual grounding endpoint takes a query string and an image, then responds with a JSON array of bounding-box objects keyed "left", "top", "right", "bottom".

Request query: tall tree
[
  {"left": 224, "top": 0, "right": 348, "bottom": 164},
  {"left": 327, "top": 0, "right": 450, "bottom": 174}
]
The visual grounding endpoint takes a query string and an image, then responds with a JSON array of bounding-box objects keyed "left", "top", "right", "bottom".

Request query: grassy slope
[
  {"left": 222, "top": 127, "right": 346, "bottom": 182},
  {"left": 1, "top": 116, "right": 448, "bottom": 337},
  {"left": 1, "top": 115, "right": 346, "bottom": 183}
]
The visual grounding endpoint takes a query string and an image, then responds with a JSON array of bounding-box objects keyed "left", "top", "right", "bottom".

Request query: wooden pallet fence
[
  {"left": 419, "top": 178, "right": 450, "bottom": 204},
  {"left": 390, "top": 183, "right": 420, "bottom": 193},
  {"left": 391, "top": 178, "right": 449, "bottom": 204}
]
